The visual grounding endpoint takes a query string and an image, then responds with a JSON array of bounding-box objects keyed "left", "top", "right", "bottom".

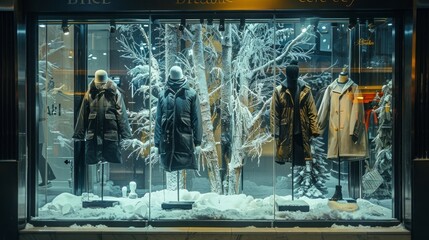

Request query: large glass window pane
[
  {"left": 271, "top": 17, "right": 395, "bottom": 221},
  {"left": 352, "top": 18, "right": 395, "bottom": 210},
  {"left": 146, "top": 19, "right": 276, "bottom": 220},
  {"left": 37, "top": 23, "right": 75, "bottom": 212},
  {"left": 33, "top": 16, "right": 395, "bottom": 223},
  {"left": 272, "top": 18, "right": 325, "bottom": 219},
  {"left": 36, "top": 21, "right": 151, "bottom": 220}
]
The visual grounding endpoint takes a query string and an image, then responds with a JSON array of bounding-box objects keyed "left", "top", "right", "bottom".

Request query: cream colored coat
[{"left": 317, "top": 78, "right": 368, "bottom": 160}]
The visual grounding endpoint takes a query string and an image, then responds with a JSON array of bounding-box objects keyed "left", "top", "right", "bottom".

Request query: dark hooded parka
[
  {"left": 270, "top": 61, "right": 319, "bottom": 166},
  {"left": 73, "top": 79, "right": 132, "bottom": 164},
  {"left": 154, "top": 72, "right": 203, "bottom": 172}
]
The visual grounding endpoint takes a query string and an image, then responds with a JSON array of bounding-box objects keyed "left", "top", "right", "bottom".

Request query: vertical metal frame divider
[
  {"left": 272, "top": 14, "right": 277, "bottom": 226},
  {"left": 392, "top": 12, "right": 404, "bottom": 223},
  {"left": 401, "top": 8, "right": 414, "bottom": 230},
  {"left": 73, "top": 23, "right": 88, "bottom": 196},
  {"left": 17, "top": 4, "right": 29, "bottom": 228},
  {"left": 26, "top": 14, "right": 38, "bottom": 220},
  {"left": 148, "top": 15, "right": 153, "bottom": 223}
]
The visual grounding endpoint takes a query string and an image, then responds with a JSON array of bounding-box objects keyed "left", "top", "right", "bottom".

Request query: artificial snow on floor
[{"left": 36, "top": 189, "right": 393, "bottom": 221}]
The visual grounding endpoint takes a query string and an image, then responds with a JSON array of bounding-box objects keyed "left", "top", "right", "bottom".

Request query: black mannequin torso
[{"left": 338, "top": 73, "right": 348, "bottom": 83}]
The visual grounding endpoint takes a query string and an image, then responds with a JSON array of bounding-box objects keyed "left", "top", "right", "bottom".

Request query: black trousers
[
  {"left": 38, "top": 143, "right": 56, "bottom": 183},
  {"left": 293, "top": 134, "right": 305, "bottom": 166}
]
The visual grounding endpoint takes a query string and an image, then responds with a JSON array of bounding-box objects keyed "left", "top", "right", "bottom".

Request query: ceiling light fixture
[
  {"left": 62, "top": 20, "right": 69, "bottom": 35},
  {"left": 110, "top": 20, "right": 116, "bottom": 33},
  {"left": 348, "top": 17, "right": 357, "bottom": 30},
  {"left": 218, "top": 18, "right": 225, "bottom": 31},
  {"left": 239, "top": 18, "right": 245, "bottom": 31},
  {"left": 179, "top": 18, "right": 186, "bottom": 31}
]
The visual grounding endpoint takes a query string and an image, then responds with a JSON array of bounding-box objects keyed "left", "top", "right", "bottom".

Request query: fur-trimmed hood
[{"left": 89, "top": 79, "right": 118, "bottom": 95}]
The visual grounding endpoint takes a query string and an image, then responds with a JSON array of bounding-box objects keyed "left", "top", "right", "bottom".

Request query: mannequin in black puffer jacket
[{"left": 154, "top": 66, "right": 203, "bottom": 172}]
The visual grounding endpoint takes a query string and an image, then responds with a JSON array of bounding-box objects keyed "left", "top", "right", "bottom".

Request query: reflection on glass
[
  {"left": 36, "top": 24, "right": 76, "bottom": 220},
  {"left": 34, "top": 17, "right": 395, "bottom": 222}
]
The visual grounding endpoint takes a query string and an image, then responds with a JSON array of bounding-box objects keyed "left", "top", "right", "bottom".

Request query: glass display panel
[
  {"left": 36, "top": 23, "right": 75, "bottom": 212},
  {"left": 34, "top": 16, "right": 395, "bottom": 222},
  {"left": 146, "top": 19, "right": 276, "bottom": 220},
  {"left": 271, "top": 18, "right": 395, "bottom": 220}
]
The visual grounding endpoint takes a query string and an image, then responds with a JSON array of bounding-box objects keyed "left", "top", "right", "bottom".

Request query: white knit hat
[
  {"left": 94, "top": 69, "right": 108, "bottom": 83},
  {"left": 169, "top": 66, "right": 184, "bottom": 80}
]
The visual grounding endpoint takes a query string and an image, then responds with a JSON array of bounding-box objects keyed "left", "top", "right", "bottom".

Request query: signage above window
[
  {"left": 0, "top": 0, "right": 14, "bottom": 11},
  {"left": 25, "top": 0, "right": 411, "bottom": 12}
]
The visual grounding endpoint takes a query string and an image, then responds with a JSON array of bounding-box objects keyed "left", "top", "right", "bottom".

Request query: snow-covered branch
[
  {"left": 251, "top": 24, "right": 315, "bottom": 78},
  {"left": 248, "top": 97, "right": 272, "bottom": 131}
]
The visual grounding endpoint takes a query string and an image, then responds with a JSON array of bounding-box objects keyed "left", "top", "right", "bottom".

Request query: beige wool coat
[{"left": 317, "top": 78, "right": 368, "bottom": 160}]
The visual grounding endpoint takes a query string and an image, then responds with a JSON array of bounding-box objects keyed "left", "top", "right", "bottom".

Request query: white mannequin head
[
  {"left": 128, "top": 181, "right": 138, "bottom": 199},
  {"left": 94, "top": 69, "right": 108, "bottom": 83},
  {"left": 129, "top": 181, "right": 137, "bottom": 192},
  {"left": 169, "top": 66, "right": 184, "bottom": 81}
]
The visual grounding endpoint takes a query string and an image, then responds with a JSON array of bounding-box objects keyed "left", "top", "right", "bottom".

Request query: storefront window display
[{"left": 34, "top": 16, "right": 396, "bottom": 223}]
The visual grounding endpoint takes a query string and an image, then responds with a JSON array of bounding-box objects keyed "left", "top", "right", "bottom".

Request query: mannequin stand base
[
  {"left": 82, "top": 200, "right": 119, "bottom": 208},
  {"left": 340, "top": 197, "right": 357, "bottom": 203},
  {"left": 276, "top": 199, "right": 309, "bottom": 212},
  {"left": 328, "top": 198, "right": 358, "bottom": 212},
  {"left": 161, "top": 201, "right": 194, "bottom": 210}
]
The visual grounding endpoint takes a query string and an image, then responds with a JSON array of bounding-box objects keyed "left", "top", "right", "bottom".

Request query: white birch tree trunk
[
  {"left": 192, "top": 24, "right": 222, "bottom": 194},
  {"left": 228, "top": 58, "right": 249, "bottom": 195},
  {"left": 221, "top": 24, "right": 233, "bottom": 194},
  {"left": 229, "top": 94, "right": 244, "bottom": 194},
  {"left": 165, "top": 24, "right": 179, "bottom": 80}
]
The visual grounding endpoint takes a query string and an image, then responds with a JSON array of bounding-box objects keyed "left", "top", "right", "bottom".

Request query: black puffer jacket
[
  {"left": 154, "top": 80, "right": 203, "bottom": 172},
  {"left": 73, "top": 79, "right": 132, "bottom": 164}
]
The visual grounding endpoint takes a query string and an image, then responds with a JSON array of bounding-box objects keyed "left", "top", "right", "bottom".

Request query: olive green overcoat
[{"left": 270, "top": 79, "right": 320, "bottom": 164}]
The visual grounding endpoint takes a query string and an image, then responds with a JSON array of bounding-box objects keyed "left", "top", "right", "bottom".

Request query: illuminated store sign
[
  {"left": 67, "top": 0, "right": 111, "bottom": 4},
  {"left": 298, "top": 0, "right": 356, "bottom": 7},
  {"left": 176, "top": 0, "right": 234, "bottom": 4},
  {"left": 25, "top": 0, "right": 410, "bottom": 12},
  {"left": 357, "top": 38, "right": 375, "bottom": 46},
  {"left": 175, "top": 0, "right": 355, "bottom": 7},
  {"left": 0, "top": 0, "right": 14, "bottom": 10}
]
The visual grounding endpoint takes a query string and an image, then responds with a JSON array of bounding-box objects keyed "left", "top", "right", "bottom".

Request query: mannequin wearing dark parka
[
  {"left": 270, "top": 60, "right": 320, "bottom": 166},
  {"left": 73, "top": 70, "right": 132, "bottom": 164},
  {"left": 154, "top": 66, "right": 203, "bottom": 172}
]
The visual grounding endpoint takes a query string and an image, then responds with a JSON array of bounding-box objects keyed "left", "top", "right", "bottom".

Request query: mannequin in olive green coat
[{"left": 270, "top": 61, "right": 319, "bottom": 166}]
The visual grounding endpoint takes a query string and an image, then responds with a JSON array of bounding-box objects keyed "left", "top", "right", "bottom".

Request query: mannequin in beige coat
[{"left": 317, "top": 70, "right": 368, "bottom": 201}]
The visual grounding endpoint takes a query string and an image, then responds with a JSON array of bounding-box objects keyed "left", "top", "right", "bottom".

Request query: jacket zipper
[{"left": 169, "top": 88, "right": 179, "bottom": 172}]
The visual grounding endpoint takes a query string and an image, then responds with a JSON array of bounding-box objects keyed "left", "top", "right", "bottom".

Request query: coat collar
[
  {"left": 164, "top": 79, "right": 190, "bottom": 95},
  {"left": 331, "top": 78, "right": 355, "bottom": 95},
  {"left": 89, "top": 79, "right": 117, "bottom": 94},
  {"left": 280, "top": 79, "right": 311, "bottom": 103},
  {"left": 281, "top": 78, "right": 307, "bottom": 91}
]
